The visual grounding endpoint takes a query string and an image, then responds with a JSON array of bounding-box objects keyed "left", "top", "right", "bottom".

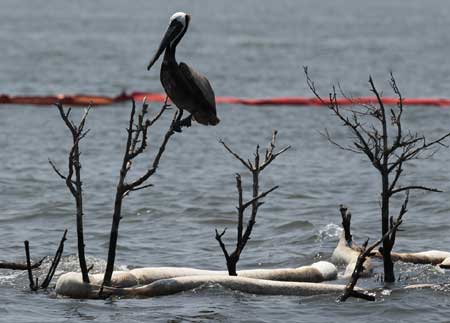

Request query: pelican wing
[{"left": 179, "top": 62, "right": 216, "bottom": 109}]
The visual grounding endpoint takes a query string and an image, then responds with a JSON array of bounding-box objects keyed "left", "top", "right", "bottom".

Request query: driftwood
[
  {"left": 305, "top": 67, "right": 450, "bottom": 282},
  {"left": 0, "top": 258, "right": 45, "bottom": 270},
  {"left": 49, "top": 104, "right": 91, "bottom": 283},
  {"left": 216, "top": 131, "right": 290, "bottom": 275}
]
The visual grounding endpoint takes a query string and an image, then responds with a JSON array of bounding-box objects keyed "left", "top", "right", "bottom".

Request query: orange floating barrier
[{"left": 1, "top": 92, "right": 450, "bottom": 108}]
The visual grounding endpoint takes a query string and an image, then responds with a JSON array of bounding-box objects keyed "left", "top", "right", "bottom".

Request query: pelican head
[{"left": 147, "top": 12, "right": 191, "bottom": 70}]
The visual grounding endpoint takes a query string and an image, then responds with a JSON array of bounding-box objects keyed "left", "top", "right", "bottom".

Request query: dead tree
[
  {"left": 340, "top": 205, "right": 353, "bottom": 245},
  {"left": 24, "top": 240, "right": 38, "bottom": 291},
  {"left": 305, "top": 67, "right": 450, "bottom": 283},
  {"left": 102, "top": 97, "right": 179, "bottom": 287},
  {"left": 339, "top": 194, "right": 407, "bottom": 302},
  {"left": 216, "top": 131, "right": 290, "bottom": 276},
  {"left": 41, "top": 229, "right": 68, "bottom": 289},
  {"left": 23, "top": 229, "right": 68, "bottom": 291},
  {"left": 49, "top": 104, "right": 91, "bottom": 283}
]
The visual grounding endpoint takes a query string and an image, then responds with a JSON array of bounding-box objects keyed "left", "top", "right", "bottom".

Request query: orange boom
[{"left": 1, "top": 92, "right": 450, "bottom": 108}]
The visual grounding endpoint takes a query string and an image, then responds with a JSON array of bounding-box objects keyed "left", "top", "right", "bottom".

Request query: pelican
[{"left": 147, "top": 12, "right": 220, "bottom": 131}]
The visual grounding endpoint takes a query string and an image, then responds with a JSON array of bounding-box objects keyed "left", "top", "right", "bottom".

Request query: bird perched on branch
[{"left": 147, "top": 12, "right": 220, "bottom": 132}]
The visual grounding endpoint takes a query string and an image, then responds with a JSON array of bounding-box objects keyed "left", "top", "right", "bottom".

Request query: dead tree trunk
[
  {"left": 49, "top": 104, "right": 90, "bottom": 283},
  {"left": 102, "top": 97, "right": 179, "bottom": 287},
  {"left": 339, "top": 195, "right": 406, "bottom": 302},
  {"left": 340, "top": 205, "right": 352, "bottom": 245},
  {"left": 24, "top": 241, "right": 38, "bottom": 291},
  {"left": 305, "top": 67, "right": 450, "bottom": 283},
  {"left": 23, "top": 230, "right": 68, "bottom": 291},
  {"left": 40, "top": 229, "right": 68, "bottom": 289},
  {"left": 215, "top": 131, "right": 290, "bottom": 275}
]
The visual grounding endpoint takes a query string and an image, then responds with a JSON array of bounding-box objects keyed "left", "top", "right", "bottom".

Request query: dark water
[{"left": 1, "top": 0, "right": 450, "bottom": 322}]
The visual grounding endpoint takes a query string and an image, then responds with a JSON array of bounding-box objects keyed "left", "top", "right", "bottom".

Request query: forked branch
[
  {"left": 49, "top": 103, "right": 90, "bottom": 283},
  {"left": 103, "top": 97, "right": 179, "bottom": 288},
  {"left": 215, "top": 131, "right": 289, "bottom": 275}
]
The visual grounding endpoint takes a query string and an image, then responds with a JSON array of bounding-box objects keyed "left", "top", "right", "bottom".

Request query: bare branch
[
  {"left": 41, "top": 229, "right": 68, "bottom": 289},
  {"left": 241, "top": 186, "right": 278, "bottom": 210},
  {"left": 48, "top": 159, "right": 67, "bottom": 181},
  {"left": 390, "top": 185, "right": 442, "bottom": 196},
  {"left": 219, "top": 140, "right": 252, "bottom": 171},
  {"left": 236, "top": 174, "right": 244, "bottom": 248},
  {"left": 0, "top": 257, "right": 45, "bottom": 270},
  {"left": 215, "top": 228, "right": 230, "bottom": 261},
  {"left": 388, "top": 192, "right": 409, "bottom": 247},
  {"left": 321, "top": 129, "right": 362, "bottom": 154},
  {"left": 124, "top": 110, "right": 177, "bottom": 192},
  {"left": 128, "top": 183, "right": 154, "bottom": 193},
  {"left": 148, "top": 96, "right": 170, "bottom": 127}
]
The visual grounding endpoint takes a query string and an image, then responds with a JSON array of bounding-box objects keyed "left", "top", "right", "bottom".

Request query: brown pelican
[{"left": 147, "top": 12, "right": 220, "bottom": 131}]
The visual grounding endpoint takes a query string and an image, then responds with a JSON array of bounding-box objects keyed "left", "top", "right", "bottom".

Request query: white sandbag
[
  {"left": 388, "top": 250, "right": 450, "bottom": 265},
  {"left": 105, "top": 275, "right": 353, "bottom": 298},
  {"left": 129, "top": 261, "right": 337, "bottom": 284},
  {"left": 56, "top": 261, "right": 338, "bottom": 298},
  {"left": 57, "top": 274, "right": 353, "bottom": 299},
  {"left": 331, "top": 233, "right": 372, "bottom": 277}
]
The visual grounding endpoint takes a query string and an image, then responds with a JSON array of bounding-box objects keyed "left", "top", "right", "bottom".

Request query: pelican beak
[{"left": 147, "top": 22, "right": 180, "bottom": 71}]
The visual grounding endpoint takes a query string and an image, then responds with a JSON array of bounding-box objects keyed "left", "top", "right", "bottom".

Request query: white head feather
[{"left": 169, "top": 12, "right": 188, "bottom": 27}]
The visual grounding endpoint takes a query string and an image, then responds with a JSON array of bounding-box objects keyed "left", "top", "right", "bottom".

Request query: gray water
[{"left": 1, "top": 0, "right": 450, "bottom": 322}]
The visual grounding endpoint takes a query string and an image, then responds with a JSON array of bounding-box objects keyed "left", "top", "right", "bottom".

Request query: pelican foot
[
  {"left": 172, "top": 123, "right": 182, "bottom": 133},
  {"left": 172, "top": 115, "right": 192, "bottom": 133},
  {"left": 179, "top": 115, "right": 192, "bottom": 128}
]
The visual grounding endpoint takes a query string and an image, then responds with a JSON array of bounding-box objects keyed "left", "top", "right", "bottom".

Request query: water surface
[{"left": 1, "top": 0, "right": 450, "bottom": 322}]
